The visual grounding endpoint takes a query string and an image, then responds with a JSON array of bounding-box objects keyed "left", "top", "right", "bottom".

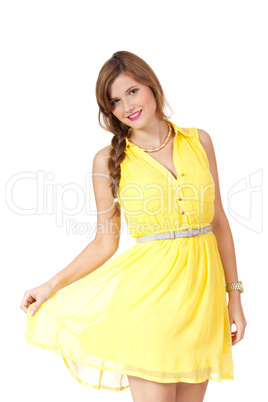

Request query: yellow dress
[{"left": 25, "top": 120, "right": 234, "bottom": 392}]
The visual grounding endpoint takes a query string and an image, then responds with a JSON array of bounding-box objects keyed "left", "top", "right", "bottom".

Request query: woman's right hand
[{"left": 20, "top": 281, "right": 55, "bottom": 317}]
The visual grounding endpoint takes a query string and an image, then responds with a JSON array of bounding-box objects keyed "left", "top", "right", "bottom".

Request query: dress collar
[{"left": 125, "top": 119, "right": 194, "bottom": 148}]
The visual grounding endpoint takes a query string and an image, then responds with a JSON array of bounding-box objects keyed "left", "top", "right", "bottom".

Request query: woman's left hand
[{"left": 227, "top": 296, "right": 247, "bottom": 346}]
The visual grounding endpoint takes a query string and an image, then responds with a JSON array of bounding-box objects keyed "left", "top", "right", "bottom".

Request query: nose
[{"left": 122, "top": 98, "right": 135, "bottom": 114}]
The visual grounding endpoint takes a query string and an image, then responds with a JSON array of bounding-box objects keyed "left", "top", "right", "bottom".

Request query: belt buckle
[
  {"left": 193, "top": 228, "right": 201, "bottom": 236},
  {"left": 170, "top": 231, "right": 175, "bottom": 239},
  {"left": 188, "top": 228, "right": 200, "bottom": 237}
]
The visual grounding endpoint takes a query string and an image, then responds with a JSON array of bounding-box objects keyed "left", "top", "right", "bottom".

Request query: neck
[{"left": 129, "top": 118, "right": 169, "bottom": 148}]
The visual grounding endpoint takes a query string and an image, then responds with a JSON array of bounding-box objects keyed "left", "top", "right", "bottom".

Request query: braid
[
  {"left": 108, "top": 127, "right": 130, "bottom": 218},
  {"left": 95, "top": 50, "right": 173, "bottom": 218}
]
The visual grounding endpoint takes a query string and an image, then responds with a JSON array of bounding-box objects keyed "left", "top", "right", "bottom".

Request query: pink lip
[{"left": 128, "top": 109, "right": 142, "bottom": 121}]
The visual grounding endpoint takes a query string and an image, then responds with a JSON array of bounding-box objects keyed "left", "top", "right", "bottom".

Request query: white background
[{"left": 1, "top": 0, "right": 267, "bottom": 401}]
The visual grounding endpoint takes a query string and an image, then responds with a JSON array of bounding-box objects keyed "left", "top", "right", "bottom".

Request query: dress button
[
  {"left": 178, "top": 197, "right": 182, "bottom": 201},
  {"left": 181, "top": 211, "right": 185, "bottom": 215}
]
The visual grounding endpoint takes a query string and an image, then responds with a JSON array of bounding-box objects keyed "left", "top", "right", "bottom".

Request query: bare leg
[
  {"left": 127, "top": 375, "right": 177, "bottom": 402},
  {"left": 175, "top": 380, "right": 209, "bottom": 402}
]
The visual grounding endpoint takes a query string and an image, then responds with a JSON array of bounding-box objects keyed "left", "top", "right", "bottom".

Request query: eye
[
  {"left": 110, "top": 99, "right": 119, "bottom": 106},
  {"left": 129, "top": 88, "right": 138, "bottom": 95},
  {"left": 110, "top": 88, "right": 138, "bottom": 107}
]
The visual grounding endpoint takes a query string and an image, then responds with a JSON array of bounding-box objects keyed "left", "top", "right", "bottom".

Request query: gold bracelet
[{"left": 226, "top": 280, "right": 244, "bottom": 293}]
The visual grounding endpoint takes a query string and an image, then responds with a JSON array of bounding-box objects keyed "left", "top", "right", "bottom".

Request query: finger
[
  {"left": 20, "top": 301, "right": 28, "bottom": 314},
  {"left": 28, "top": 302, "right": 38, "bottom": 317},
  {"left": 28, "top": 298, "right": 45, "bottom": 317},
  {"left": 231, "top": 328, "right": 237, "bottom": 345},
  {"left": 232, "top": 331, "right": 238, "bottom": 345},
  {"left": 232, "top": 325, "right": 244, "bottom": 345},
  {"left": 20, "top": 292, "right": 36, "bottom": 314},
  {"left": 21, "top": 295, "right": 35, "bottom": 314}
]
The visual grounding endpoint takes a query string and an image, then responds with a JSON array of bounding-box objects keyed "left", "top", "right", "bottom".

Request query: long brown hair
[{"left": 95, "top": 50, "right": 173, "bottom": 218}]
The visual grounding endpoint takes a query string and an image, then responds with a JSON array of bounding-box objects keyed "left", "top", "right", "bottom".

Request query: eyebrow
[{"left": 109, "top": 85, "right": 138, "bottom": 102}]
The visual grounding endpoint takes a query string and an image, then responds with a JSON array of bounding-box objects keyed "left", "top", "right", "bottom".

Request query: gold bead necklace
[{"left": 128, "top": 121, "right": 172, "bottom": 153}]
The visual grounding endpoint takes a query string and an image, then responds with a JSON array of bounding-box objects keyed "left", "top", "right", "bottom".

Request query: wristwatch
[{"left": 226, "top": 280, "right": 244, "bottom": 293}]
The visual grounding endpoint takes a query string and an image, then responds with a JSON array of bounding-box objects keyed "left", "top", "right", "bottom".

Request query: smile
[{"left": 128, "top": 109, "right": 142, "bottom": 120}]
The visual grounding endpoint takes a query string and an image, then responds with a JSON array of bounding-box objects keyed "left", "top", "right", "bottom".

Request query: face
[{"left": 107, "top": 73, "right": 157, "bottom": 129}]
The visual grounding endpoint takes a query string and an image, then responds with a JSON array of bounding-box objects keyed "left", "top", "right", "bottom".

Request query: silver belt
[{"left": 136, "top": 226, "right": 211, "bottom": 243}]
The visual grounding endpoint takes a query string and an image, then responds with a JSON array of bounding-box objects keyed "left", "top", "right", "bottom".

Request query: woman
[{"left": 21, "top": 51, "right": 247, "bottom": 402}]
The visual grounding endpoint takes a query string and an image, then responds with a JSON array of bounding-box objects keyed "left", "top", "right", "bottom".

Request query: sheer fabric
[{"left": 25, "top": 121, "right": 234, "bottom": 391}]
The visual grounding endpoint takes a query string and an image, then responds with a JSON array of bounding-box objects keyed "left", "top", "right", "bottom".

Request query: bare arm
[
  {"left": 197, "top": 128, "right": 247, "bottom": 344},
  {"left": 21, "top": 145, "right": 121, "bottom": 315},
  {"left": 197, "top": 129, "right": 241, "bottom": 300},
  {"left": 47, "top": 145, "right": 121, "bottom": 293}
]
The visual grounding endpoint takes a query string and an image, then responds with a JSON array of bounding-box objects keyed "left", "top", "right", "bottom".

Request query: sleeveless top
[{"left": 114, "top": 120, "right": 215, "bottom": 241}]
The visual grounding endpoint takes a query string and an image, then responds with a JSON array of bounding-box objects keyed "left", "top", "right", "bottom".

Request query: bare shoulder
[
  {"left": 93, "top": 145, "right": 112, "bottom": 174},
  {"left": 197, "top": 128, "right": 226, "bottom": 226},
  {"left": 197, "top": 128, "right": 213, "bottom": 149},
  {"left": 196, "top": 128, "right": 217, "bottom": 172},
  {"left": 197, "top": 128, "right": 217, "bottom": 167},
  {"left": 91, "top": 145, "right": 121, "bottom": 250}
]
